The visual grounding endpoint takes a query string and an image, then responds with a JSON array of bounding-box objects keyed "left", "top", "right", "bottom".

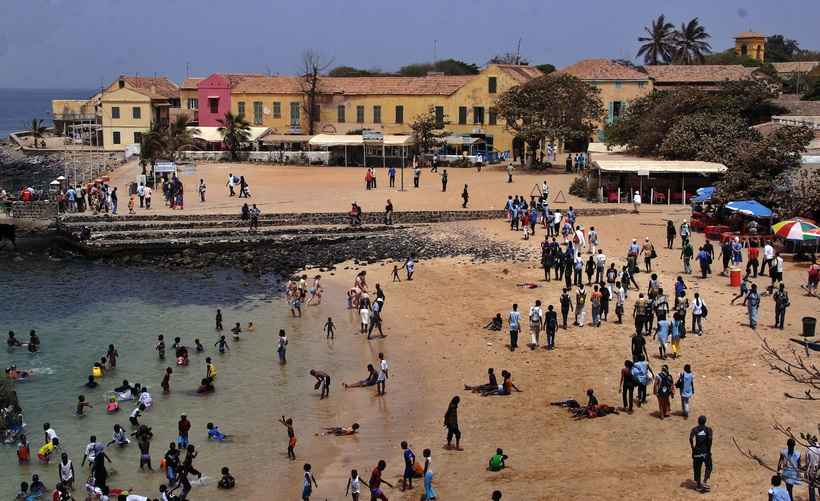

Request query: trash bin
[
  {"left": 803, "top": 317, "right": 816, "bottom": 337},
  {"left": 729, "top": 267, "right": 741, "bottom": 287}
]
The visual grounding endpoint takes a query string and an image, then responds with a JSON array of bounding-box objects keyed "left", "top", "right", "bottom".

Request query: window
[
  {"left": 111, "top": 107, "right": 120, "bottom": 119},
  {"left": 289, "top": 102, "right": 300, "bottom": 125},
  {"left": 488, "top": 77, "right": 497, "bottom": 93},
  {"left": 607, "top": 101, "right": 627, "bottom": 123},
  {"left": 209, "top": 98, "right": 218, "bottom": 114},
  {"left": 118, "top": 80, "right": 125, "bottom": 89},
  {"left": 395, "top": 105, "right": 403, "bottom": 123},
  {"left": 473, "top": 106, "right": 484, "bottom": 124},
  {"left": 112, "top": 131, "right": 121, "bottom": 144},
  {"left": 187, "top": 98, "right": 198, "bottom": 110},
  {"left": 253, "top": 102, "right": 263, "bottom": 125},
  {"left": 590, "top": 82, "right": 598, "bottom": 87},
  {"left": 356, "top": 106, "right": 364, "bottom": 123},
  {"left": 614, "top": 82, "right": 622, "bottom": 90},
  {"left": 488, "top": 112, "right": 497, "bottom": 125},
  {"left": 435, "top": 106, "right": 444, "bottom": 123},
  {"left": 458, "top": 106, "right": 467, "bottom": 125},
  {"left": 373, "top": 106, "right": 381, "bottom": 123},
  {"left": 237, "top": 102, "right": 245, "bottom": 117},
  {"left": 273, "top": 102, "right": 281, "bottom": 118},
  {"left": 133, "top": 132, "right": 142, "bottom": 143},
  {"left": 638, "top": 81, "right": 646, "bottom": 90},
  {"left": 132, "top": 107, "right": 141, "bottom": 119},
  {"left": 337, "top": 105, "right": 345, "bottom": 122}
]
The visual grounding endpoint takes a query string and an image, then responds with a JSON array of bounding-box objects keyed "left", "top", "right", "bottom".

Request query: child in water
[
  {"left": 214, "top": 336, "right": 229, "bottom": 353},
  {"left": 76, "top": 396, "right": 92, "bottom": 416},
  {"left": 156, "top": 335, "right": 165, "bottom": 359},
  {"left": 207, "top": 422, "right": 229, "bottom": 442},
  {"left": 106, "top": 396, "right": 119, "bottom": 412},
  {"left": 324, "top": 317, "right": 336, "bottom": 339},
  {"left": 247, "top": 322, "right": 254, "bottom": 331},
  {"left": 347, "top": 289, "right": 356, "bottom": 309},
  {"left": 107, "top": 344, "right": 118, "bottom": 369},
  {"left": 278, "top": 416, "right": 297, "bottom": 460},
  {"left": 194, "top": 339, "right": 204, "bottom": 353},
  {"left": 107, "top": 424, "right": 130, "bottom": 447},
  {"left": 215, "top": 309, "right": 223, "bottom": 330},
  {"left": 231, "top": 322, "right": 242, "bottom": 340},
  {"left": 161, "top": 367, "right": 173, "bottom": 394},
  {"left": 217, "top": 467, "right": 235, "bottom": 489}
]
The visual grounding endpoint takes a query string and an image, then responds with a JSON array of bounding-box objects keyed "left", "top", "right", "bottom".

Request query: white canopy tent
[{"left": 188, "top": 127, "right": 270, "bottom": 148}]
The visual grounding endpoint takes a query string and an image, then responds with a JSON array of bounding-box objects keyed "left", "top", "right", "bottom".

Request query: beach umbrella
[
  {"left": 772, "top": 219, "right": 820, "bottom": 241},
  {"left": 804, "top": 228, "right": 820, "bottom": 238}
]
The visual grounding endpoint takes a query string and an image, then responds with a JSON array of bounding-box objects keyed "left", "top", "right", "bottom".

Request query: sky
[{"left": 1, "top": 0, "right": 818, "bottom": 90}]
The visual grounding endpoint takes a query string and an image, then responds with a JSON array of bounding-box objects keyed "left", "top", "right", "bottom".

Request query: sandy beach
[{"left": 69, "top": 156, "right": 820, "bottom": 500}]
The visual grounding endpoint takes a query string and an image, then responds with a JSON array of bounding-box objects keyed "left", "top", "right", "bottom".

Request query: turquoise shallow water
[{"left": 0, "top": 255, "right": 355, "bottom": 500}]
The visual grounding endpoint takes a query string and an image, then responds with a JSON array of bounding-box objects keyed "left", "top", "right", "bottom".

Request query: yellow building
[
  {"left": 734, "top": 30, "right": 766, "bottom": 61},
  {"left": 99, "top": 76, "right": 180, "bottom": 151},
  {"left": 180, "top": 78, "right": 204, "bottom": 121},
  {"left": 51, "top": 99, "right": 95, "bottom": 136},
  {"left": 226, "top": 64, "right": 542, "bottom": 155},
  {"left": 555, "top": 59, "right": 653, "bottom": 141}
]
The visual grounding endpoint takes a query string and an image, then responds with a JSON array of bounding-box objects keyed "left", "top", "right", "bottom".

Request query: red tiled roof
[
  {"left": 643, "top": 65, "right": 756, "bottom": 83},
  {"left": 734, "top": 30, "right": 766, "bottom": 39},
  {"left": 180, "top": 78, "right": 205, "bottom": 90},
  {"left": 771, "top": 62, "right": 819, "bottom": 74},
  {"left": 233, "top": 75, "right": 473, "bottom": 95},
  {"left": 774, "top": 95, "right": 820, "bottom": 117},
  {"left": 494, "top": 64, "right": 543, "bottom": 83},
  {"left": 120, "top": 76, "right": 180, "bottom": 99},
  {"left": 556, "top": 59, "right": 648, "bottom": 80},
  {"left": 215, "top": 73, "right": 265, "bottom": 87},
  {"left": 130, "top": 88, "right": 167, "bottom": 100}
]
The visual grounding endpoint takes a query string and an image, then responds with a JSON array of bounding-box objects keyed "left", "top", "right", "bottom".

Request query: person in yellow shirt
[{"left": 38, "top": 438, "right": 59, "bottom": 462}]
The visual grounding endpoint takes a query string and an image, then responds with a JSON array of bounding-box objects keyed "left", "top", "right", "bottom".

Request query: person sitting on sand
[
  {"left": 465, "top": 368, "right": 498, "bottom": 393},
  {"left": 323, "top": 423, "right": 360, "bottom": 436},
  {"left": 483, "top": 314, "right": 503, "bottom": 331},
  {"left": 480, "top": 371, "right": 521, "bottom": 396},
  {"left": 342, "top": 365, "right": 378, "bottom": 389},
  {"left": 487, "top": 448, "right": 509, "bottom": 471},
  {"left": 217, "top": 467, "right": 235, "bottom": 489}
]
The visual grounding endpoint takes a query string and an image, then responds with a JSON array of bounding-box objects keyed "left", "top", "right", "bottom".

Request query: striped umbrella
[{"left": 772, "top": 219, "right": 820, "bottom": 241}]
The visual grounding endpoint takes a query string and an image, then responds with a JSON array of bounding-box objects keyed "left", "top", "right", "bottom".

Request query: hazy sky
[{"left": 1, "top": 0, "right": 817, "bottom": 89}]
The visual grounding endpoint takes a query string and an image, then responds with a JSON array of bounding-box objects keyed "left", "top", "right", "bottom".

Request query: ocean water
[
  {"left": 0, "top": 255, "right": 357, "bottom": 500},
  {"left": 0, "top": 88, "right": 97, "bottom": 140}
]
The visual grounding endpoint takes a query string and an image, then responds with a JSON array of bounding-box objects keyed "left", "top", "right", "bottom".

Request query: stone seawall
[{"left": 11, "top": 201, "right": 59, "bottom": 219}]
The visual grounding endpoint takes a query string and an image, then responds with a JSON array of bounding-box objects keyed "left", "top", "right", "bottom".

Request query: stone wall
[{"left": 12, "top": 201, "right": 58, "bottom": 219}]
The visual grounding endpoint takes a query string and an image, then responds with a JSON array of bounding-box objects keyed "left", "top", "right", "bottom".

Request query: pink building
[{"left": 197, "top": 73, "right": 263, "bottom": 126}]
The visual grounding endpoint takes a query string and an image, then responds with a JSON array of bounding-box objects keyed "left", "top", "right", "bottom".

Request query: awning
[
  {"left": 691, "top": 186, "right": 717, "bottom": 202},
  {"left": 443, "top": 135, "right": 486, "bottom": 145},
  {"left": 725, "top": 200, "right": 772, "bottom": 217},
  {"left": 592, "top": 160, "right": 727, "bottom": 174},
  {"left": 309, "top": 134, "right": 415, "bottom": 147},
  {"left": 261, "top": 134, "right": 314, "bottom": 144},
  {"left": 189, "top": 126, "right": 270, "bottom": 143}
]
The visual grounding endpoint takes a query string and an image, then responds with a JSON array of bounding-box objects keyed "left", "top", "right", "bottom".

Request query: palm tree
[
  {"left": 139, "top": 124, "right": 169, "bottom": 176},
  {"left": 672, "top": 18, "right": 712, "bottom": 65},
  {"left": 25, "top": 118, "right": 48, "bottom": 148},
  {"left": 166, "top": 114, "right": 200, "bottom": 161},
  {"left": 637, "top": 14, "right": 675, "bottom": 65},
  {"left": 216, "top": 112, "right": 251, "bottom": 161}
]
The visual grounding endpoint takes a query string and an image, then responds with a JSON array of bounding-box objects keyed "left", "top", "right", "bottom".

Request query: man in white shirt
[
  {"left": 633, "top": 191, "right": 642, "bottom": 214},
  {"left": 761, "top": 241, "right": 775, "bottom": 276},
  {"left": 226, "top": 174, "right": 236, "bottom": 196},
  {"left": 137, "top": 183, "right": 145, "bottom": 208},
  {"left": 595, "top": 250, "right": 607, "bottom": 283},
  {"left": 377, "top": 353, "right": 388, "bottom": 396},
  {"left": 771, "top": 252, "right": 784, "bottom": 286},
  {"left": 143, "top": 186, "right": 152, "bottom": 210},
  {"left": 528, "top": 300, "right": 543, "bottom": 349}
]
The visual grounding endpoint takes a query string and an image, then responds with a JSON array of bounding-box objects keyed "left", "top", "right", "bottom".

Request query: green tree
[
  {"left": 637, "top": 14, "right": 675, "bottom": 65},
  {"left": 25, "top": 118, "right": 48, "bottom": 148},
  {"left": 166, "top": 114, "right": 200, "bottom": 161},
  {"left": 703, "top": 50, "right": 778, "bottom": 76},
  {"left": 216, "top": 112, "right": 251, "bottom": 161},
  {"left": 409, "top": 105, "right": 451, "bottom": 166},
  {"left": 490, "top": 73, "right": 604, "bottom": 168},
  {"left": 397, "top": 59, "right": 480, "bottom": 77},
  {"left": 490, "top": 53, "right": 530, "bottom": 65},
  {"left": 672, "top": 18, "right": 712, "bottom": 65},
  {"left": 803, "top": 78, "right": 820, "bottom": 100},
  {"left": 139, "top": 123, "right": 169, "bottom": 175},
  {"left": 328, "top": 66, "right": 375, "bottom": 77},
  {"left": 766, "top": 35, "right": 801, "bottom": 62},
  {"left": 535, "top": 64, "right": 556, "bottom": 75}
]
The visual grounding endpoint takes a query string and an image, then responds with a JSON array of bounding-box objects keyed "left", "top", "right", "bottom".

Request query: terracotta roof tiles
[
  {"left": 215, "top": 73, "right": 266, "bottom": 87},
  {"left": 120, "top": 76, "right": 180, "bottom": 99},
  {"left": 233, "top": 75, "right": 473, "bottom": 95},
  {"left": 494, "top": 64, "right": 543, "bottom": 83},
  {"left": 180, "top": 78, "right": 205, "bottom": 90},
  {"left": 734, "top": 30, "right": 766, "bottom": 39},
  {"left": 771, "top": 62, "right": 819, "bottom": 74},
  {"left": 556, "top": 59, "right": 649, "bottom": 80},
  {"left": 642, "top": 65, "right": 756, "bottom": 83}
]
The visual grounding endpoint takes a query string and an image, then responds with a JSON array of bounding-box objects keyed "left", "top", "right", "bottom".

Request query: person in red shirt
[
  {"left": 368, "top": 460, "right": 393, "bottom": 500},
  {"left": 178, "top": 413, "right": 191, "bottom": 448},
  {"left": 746, "top": 243, "right": 760, "bottom": 278}
]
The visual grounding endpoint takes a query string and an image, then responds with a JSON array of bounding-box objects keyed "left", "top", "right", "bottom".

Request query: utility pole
[
  {"left": 186, "top": 62, "right": 189, "bottom": 79},
  {"left": 434, "top": 40, "right": 437, "bottom": 63},
  {"left": 516, "top": 38, "right": 522, "bottom": 64}
]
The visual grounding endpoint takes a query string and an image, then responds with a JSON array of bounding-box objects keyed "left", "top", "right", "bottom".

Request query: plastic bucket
[
  {"left": 803, "top": 317, "right": 816, "bottom": 337},
  {"left": 729, "top": 267, "right": 741, "bottom": 287}
]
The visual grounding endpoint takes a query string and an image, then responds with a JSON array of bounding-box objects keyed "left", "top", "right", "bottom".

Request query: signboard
[
  {"left": 178, "top": 164, "right": 198, "bottom": 176},
  {"left": 154, "top": 161, "right": 176, "bottom": 174},
  {"left": 362, "top": 130, "right": 384, "bottom": 143},
  {"left": 637, "top": 169, "right": 650, "bottom": 176},
  {"left": 288, "top": 126, "right": 302, "bottom": 134}
]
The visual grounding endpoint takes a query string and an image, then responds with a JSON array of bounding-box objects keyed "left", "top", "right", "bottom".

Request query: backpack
[
  {"left": 591, "top": 293, "right": 600, "bottom": 309},
  {"left": 577, "top": 291, "right": 586, "bottom": 305},
  {"left": 233, "top": 176, "right": 239, "bottom": 183},
  {"left": 649, "top": 281, "right": 659, "bottom": 296},
  {"left": 547, "top": 315, "right": 558, "bottom": 331},
  {"left": 658, "top": 374, "right": 672, "bottom": 397},
  {"left": 560, "top": 294, "right": 571, "bottom": 309},
  {"left": 606, "top": 268, "right": 617, "bottom": 282},
  {"left": 530, "top": 308, "right": 541, "bottom": 323}
]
